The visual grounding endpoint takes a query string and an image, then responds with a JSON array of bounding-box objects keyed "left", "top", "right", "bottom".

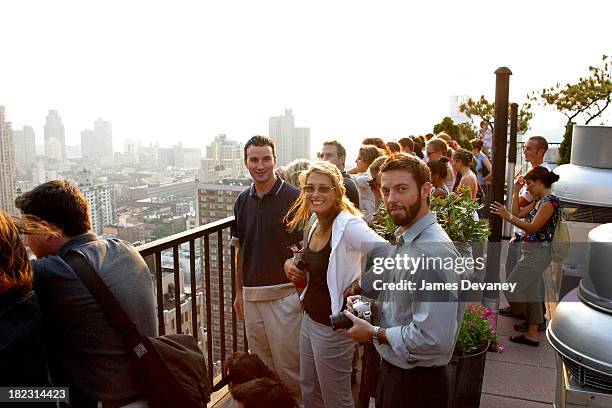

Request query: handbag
[
  {"left": 551, "top": 208, "right": 570, "bottom": 263},
  {"left": 63, "top": 250, "right": 211, "bottom": 408}
]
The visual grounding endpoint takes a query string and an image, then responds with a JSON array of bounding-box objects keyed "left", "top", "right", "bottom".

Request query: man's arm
[
  {"left": 233, "top": 245, "right": 244, "bottom": 319},
  {"left": 382, "top": 302, "right": 460, "bottom": 361}
]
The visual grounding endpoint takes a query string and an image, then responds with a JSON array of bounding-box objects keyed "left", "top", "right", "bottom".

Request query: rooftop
[{"left": 136, "top": 218, "right": 563, "bottom": 408}]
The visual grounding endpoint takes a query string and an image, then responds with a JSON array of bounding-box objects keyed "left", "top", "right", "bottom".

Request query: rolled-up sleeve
[{"left": 384, "top": 301, "right": 460, "bottom": 362}]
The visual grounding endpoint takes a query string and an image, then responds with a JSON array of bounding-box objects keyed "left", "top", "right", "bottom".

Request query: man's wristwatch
[{"left": 372, "top": 326, "right": 382, "bottom": 342}]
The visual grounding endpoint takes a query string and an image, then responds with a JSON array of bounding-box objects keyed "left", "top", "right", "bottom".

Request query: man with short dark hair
[
  {"left": 320, "top": 140, "right": 360, "bottom": 208},
  {"left": 15, "top": 180, "right": 157, "bottom": 407},
  {"left": 344, "top": 154, "right": 464, "bottom": 407},
  {"left": 232, "top": 135, "right": 302, "bottom": 398},
  {"left": 397, "top": 137, "right": 414, "bottom": 155}
]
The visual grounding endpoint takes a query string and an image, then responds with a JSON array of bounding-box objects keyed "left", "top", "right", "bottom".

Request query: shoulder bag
[{"left": 63, "top": 250, "right": 211, "bottom": 408}]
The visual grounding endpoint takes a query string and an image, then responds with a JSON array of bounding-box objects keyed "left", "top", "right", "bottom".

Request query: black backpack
[{"left": 63, "top": 251, "right": 211, "bottom": 408}]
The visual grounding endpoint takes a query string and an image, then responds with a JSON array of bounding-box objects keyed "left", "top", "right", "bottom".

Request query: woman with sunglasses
[{"left": 284, "top": 161, "right": 386, "bottom": 408}]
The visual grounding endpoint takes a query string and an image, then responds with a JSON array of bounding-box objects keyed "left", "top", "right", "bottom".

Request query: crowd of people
[{"left": 0, "top": 130, "right": 562, "bottom": 407}]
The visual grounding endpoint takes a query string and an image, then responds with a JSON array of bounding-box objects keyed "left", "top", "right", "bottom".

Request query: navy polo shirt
[{"left": 232, "top": 177, "right": 302, "bottom": 287}]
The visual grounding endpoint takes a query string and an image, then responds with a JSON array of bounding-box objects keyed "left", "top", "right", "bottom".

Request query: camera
[{"left": 330, "top": 299, "right": 372, "bottom": 331}]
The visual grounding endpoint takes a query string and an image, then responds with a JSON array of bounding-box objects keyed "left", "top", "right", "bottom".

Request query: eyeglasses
[{"left": 303, "top": 185, "right": 336, "bottom": 194}]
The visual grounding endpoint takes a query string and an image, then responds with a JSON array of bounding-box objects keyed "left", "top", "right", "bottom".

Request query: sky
[{"left": 1, "top": 0, "right": 611, "bottom": 159}]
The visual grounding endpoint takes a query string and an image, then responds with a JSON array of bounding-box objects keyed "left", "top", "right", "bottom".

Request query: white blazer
[{"left": 301, "top": 210, "right": 387, "bottom": 315}]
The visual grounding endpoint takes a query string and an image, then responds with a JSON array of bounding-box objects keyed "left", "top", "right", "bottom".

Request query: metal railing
[{"left": 136, "top": 216, "right": 244, "bottom": 387}]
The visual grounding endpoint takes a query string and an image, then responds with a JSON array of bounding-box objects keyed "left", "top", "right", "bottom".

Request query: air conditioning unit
[{"left": 552, "top": 125, "right": 612, "bottom": 295}]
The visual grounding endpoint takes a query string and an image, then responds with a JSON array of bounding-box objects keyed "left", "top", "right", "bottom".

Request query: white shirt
[
  {"left": 354, "top": 172, "right": 377, "bottom": 223},
  {"left": 301, "top": 210, "right": 387, "bottom": 315}
]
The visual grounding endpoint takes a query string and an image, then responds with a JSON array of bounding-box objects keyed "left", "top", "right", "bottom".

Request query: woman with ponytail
[
  {"left": 451, "top": 148, "right": 478, "bottom": 200},
  {"left": 490, "top": 167, "right": 561, "bottom": 347},
  {"left": 427, "top": 158, "right": 450, "bottom": 198}
]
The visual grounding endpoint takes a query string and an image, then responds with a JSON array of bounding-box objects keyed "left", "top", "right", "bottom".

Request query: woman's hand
[
  {"left": 284, "top": 258, "right": 305, "bottom": 283},
  {"left": 514, "top": 176, "right": 525, "bottom": 191},
  {"left": 490, "top": 201, "right": 510, "bottom": 220}
]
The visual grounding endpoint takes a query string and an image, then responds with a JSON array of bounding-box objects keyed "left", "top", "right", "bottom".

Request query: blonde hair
[
  {"left": 436, "top": 132, "right": 452, "bottom": 143},
  {"left": 285, "top": 161, "right": 360, "bottom": 233},
  {"left": 359, "top": 145, "right": 384, "bottom": 166},
  {"left": 369, "top": 155, "right": 388, "bottom": 181},
  {"left": 282, "top": 159, "right": 311, "bottom": 188}
]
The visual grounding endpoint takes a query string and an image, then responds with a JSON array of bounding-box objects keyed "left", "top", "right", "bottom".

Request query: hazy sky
[{"left": 2, "top": 0, "right": 611, "bottom": 159}]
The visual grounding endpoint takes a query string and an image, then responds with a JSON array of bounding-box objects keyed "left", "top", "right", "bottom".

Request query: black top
[
  {"left": 342, "top": 171, "right": 360, "bottom": 208},
  {"left": 232, "top": 177, "right": 302, "bottom": 287},
  {"left": 302, "top": 235, "right": 333, "bottom": 326},
  {"left": 0, "top": 292, "right": 51, "bottom": 388}
]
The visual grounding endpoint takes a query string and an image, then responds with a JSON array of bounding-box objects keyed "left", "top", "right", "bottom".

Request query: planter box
[{"left": 447, "top": 345, "right": 488, "bottom": 408}]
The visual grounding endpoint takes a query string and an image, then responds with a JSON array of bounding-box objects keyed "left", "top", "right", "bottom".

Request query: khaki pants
[{"left": 243, "top": 292, "right": 302, "bottom": 398}]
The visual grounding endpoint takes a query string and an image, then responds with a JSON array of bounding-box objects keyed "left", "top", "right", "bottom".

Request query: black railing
[{"left": 136, "top": 216, "right": 244, "bottom": 387}]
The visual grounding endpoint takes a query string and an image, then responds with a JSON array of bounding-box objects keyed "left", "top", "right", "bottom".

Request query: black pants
[{"left": 376, "top": 360, "right": 449, "bottom": 408}]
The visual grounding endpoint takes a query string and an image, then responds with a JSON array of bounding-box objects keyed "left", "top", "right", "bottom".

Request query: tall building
[
  {"left": 200, "top": 134, "right": 246, "bottom": 181},
  {"left": 294, "top": 127, "right": 311, "bottom": 161},
  {"left": 206, "top": 134, "right": 243, "bottom": 162},
  {"left": 269, "top": 109, "right": 310, "bottom": 166},
  {"left": 450, "top": 95, "right": 470, "bottom": 124},
  {"left": 181, "top": 147, "right": 203, "bottom": 169},
  {"left": 80, "top": 118, "right": 113, "bottom": 159},
  {"left": 79, "top": 184, "right": 116, "bottom": 235},
  {"left": 94, "top": 117, "right": 113, "bottom": 158},
  {"left": 139, "top": 145, "right": 161, "bottom": 166},
  {"left": 0, "top": 106, "right": 17, "bottom": 214},
  {"left": 44, "top": 110, "right": 66, "bottom": 161},
  {"left": 13, "top": 125, "right": 37, "bottom": 170},
  {"left": 197, "top": 179, "right": 250, "bottom": 365},
  {"left": 124, "top": 137, "right": 140, "bottom": 154},
  {"left": 80, "top": 129, "right": 96, "bottom": 158}
]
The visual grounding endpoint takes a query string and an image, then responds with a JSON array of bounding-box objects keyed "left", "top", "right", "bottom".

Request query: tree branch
[{"left": 585, "top": 98, "right": 611, "bottom": 124}]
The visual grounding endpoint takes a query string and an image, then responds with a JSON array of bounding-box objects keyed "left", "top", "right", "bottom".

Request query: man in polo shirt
[
  {"left": 232, "top": 135, "right": 302, "bottom": 398},
  {"left": 320, "top": 140, "right": 361, "bottom": 208}
]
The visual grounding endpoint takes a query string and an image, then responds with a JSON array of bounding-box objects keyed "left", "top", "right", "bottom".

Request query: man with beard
[{"left": 343, "top": 154, "right": 465, "bottom": 408}]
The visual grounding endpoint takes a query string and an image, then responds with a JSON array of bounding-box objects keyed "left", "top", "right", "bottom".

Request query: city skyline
[{"left": 1, "top": 1, "right": 610, "bottom": 158}]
